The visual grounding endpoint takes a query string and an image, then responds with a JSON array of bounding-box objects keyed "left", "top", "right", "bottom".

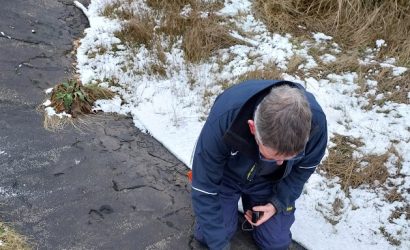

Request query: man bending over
[{"left": 191, "top": 80, "right": 327, "bottom": 250}]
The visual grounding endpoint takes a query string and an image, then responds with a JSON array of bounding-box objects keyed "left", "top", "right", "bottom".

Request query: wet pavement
[{"left": 0, "top": 0, "right": 303, "bottom": 249}]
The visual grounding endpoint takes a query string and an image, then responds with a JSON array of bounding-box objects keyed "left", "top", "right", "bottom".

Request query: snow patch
[{"left": 313, "top": 32, "right": 332, "bottom": 42}]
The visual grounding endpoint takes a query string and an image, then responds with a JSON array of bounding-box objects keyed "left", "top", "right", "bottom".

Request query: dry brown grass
[
  {"left": 149, "top": 63, "right": 167, "bottom": 77},
  {"left": 286, "top": 54, "right": 307, "bottom": 76},
  {"left": 305, "top": 50, "right": 409, "bottom": 106},
  {"left": 385, "top": 188, "right": 404, "bottom": 203},
  {"left": 387, "top": 204, "right": 410, "bottom": 246},
  {"left": 253, "top": 0, "right": 410, "bottom": 65},
  {"left": 101, "top": 1, "right": 121, "bottom": 18},
  {"left": 147, "top": 0, "right": 224, "bottom": 12},
  {"left": 156, "top": 2, "right": 226, "bottom": 40},
  {"left": 319, "top": 134, "right": 391, "bottom": 194},
  {"left": 102, "top": 1, "right": 134, "bottom": 20},
  {"left": 114, "top": 13, "right": 155, "bottom": 49},
  {"left": 320, "top": 53, "right": 364, "bottom": 74},
  {"left": 216, "top": 62, "right": 283, "bottom": 91},
  {"left": 374, "top": 70, "right": 410, "bottom": 105},
  {"left": 237, "top": 62, "right": 283, "bottom": 83},
  {"left": 0, "top": 222, "right": 30, "bottom": 250},
  {"left": 360, "top": 68, "right": 410, "bottom": 109},
  {"left": 156, "top": 6, "right": 193, "bottom": 38},
  {"left": 183, "top": 14, "right": 247, "bottom": 63},
  {"left": 109, "top": 1, "right": 239, "bottom": 63},
  {"left": 43, "top": 114, "right": 72, "bottom": 132},
  {"left": 389, "top": 205, "right": 410, "bottom": 222},
  {"left": 146, "top": 0, "right": 193, "bottom": 10}
]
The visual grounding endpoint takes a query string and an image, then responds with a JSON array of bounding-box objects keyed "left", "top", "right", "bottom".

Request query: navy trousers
[{"left": 194, "top": 177, "right": 295, "bottom": 250}]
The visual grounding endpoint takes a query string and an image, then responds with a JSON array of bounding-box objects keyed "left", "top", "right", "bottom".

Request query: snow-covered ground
[{"left": 67, "top": 0, "right": 410, "bottom": 249}]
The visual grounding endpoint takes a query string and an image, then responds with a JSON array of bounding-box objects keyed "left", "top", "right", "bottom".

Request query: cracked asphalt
[{"left": 0, "top": 1, "right": 303, "bottom": 249}]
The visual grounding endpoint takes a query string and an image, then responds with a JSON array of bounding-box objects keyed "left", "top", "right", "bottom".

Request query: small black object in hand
[{"left": 252, "top": 211, "right": 260, "bottom": 223}]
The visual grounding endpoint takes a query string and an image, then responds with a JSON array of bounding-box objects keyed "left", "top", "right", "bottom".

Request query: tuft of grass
[
  {"left": 146, "top": 0, "right": 193, "bottom": 10},
  {"left": 101, "top": 0, "right": 134, "bottom": 20},
  {"left": 0, "top": 222, "right": 30, "bottom": 250},
  {"left": 157, "top": 6, "right": 192, "bottom": 38},
  {"left": 87, "top": 46, "right": 108, "bottom": 59},
  {"left": 43, "top": 114, "right": 71, "bottom": 131},
  {"left": 114, "top": 13, "right": 155, "bottom": 49},
  {"left": 182, "top": 14, "right": 247, "bottom": 63},
  {"left": 237, "top": 62, "right": 283, "bottom": 83},
  {"left": 361, "top": 68, "right": 410, "bottom": 109},
  {"left": 374, "top": 70, "right": 410, "bottom": 105},
  {"left": 150, "top": 64, "right": 167, "bottom": 77},
  {"left": 253, "top": 0, "right": 410, "bottom": 65},
  {"left": 147, "top": 0, "right": 224, "bottom": 12},
  {"left": 286, "top": 54, "right": 307, "bottom": 76},
  {"left": 385, "top": 188, "right": 404, "bottom": 203},
  {"left": 49, "top": 79, "right": 115, "bottom": 118},
  {"left": 313, "top": 52, "right": 371, "bottom": 77},
  {"left": 319, "top": 134, "right": 391, "bottom": 194},
  {"left": 379, "top": 226, "right": 402, "bottom": 246},
  {"left": 101, "top": 1, "right": 121, "bottom": 18},
  {"left": 388, "top": 205, "right": 410, "bottom": 223}
]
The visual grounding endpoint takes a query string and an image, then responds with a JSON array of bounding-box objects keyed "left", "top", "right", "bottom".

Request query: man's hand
[{"left": 244, "top": 203, "right": 276, "bottom": 226}]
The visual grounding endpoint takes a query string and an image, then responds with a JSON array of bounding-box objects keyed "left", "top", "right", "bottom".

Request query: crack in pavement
[
  {"left": 14, "top": 53, "right": 61, "bottom": 73},
  {"left": 159, "top": 207, "right": 190, "bottom": 220},
  {"left": 88, "top": 205, "right": 114, "bottom": 220},
  {"left": 111, "top": 180, "right": 164, "bottom": 192},
  {"left": 147, "top": 152, "right": 178, "bottom": 165},
  {"left": 0, "top": 32, "right": 52, "bottom": 46}
]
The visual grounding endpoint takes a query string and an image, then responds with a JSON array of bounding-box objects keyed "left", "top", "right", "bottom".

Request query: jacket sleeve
[
  {"left": 191, "top": 120, "right": 230, "bottom": 250},
  {"left": 270, "top": 115, "right": 328, "bottom": 213}
]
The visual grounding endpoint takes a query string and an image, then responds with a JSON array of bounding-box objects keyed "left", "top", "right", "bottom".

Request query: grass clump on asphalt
[
  {"left": 49, "top": 79, "right": 115, "bottom": 118},
  {"left": 253, "top": 0, "right": 410, "bottom": 65},
  {"left": 0, "top": 222, "right": 30, "bottom": 250},
  {"left": 43, "top": 79, "right": 115, "bottom": 131}
]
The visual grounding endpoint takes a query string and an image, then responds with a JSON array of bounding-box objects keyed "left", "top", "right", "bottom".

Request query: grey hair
[{"left": 254, "top": 85, "right": 312, "bottom": 155}]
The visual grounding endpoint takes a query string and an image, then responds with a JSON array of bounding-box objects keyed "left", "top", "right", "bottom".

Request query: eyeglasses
[{"left": 258, "top": 151, "right": 305, "bottom": 163}]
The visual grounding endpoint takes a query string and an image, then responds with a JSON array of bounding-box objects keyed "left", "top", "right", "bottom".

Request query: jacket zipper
[{"left": 246, "top": 164, "right": 257, "bottom": 182}]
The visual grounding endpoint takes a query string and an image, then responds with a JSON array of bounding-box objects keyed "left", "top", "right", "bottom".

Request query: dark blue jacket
[{"left": 191, "top": 80, "right": 327, "bottom": 249}]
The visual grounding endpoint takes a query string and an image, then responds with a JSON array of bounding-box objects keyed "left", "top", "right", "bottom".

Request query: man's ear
[{"left": 248, "top": 120, "right": 256, "bottom": 135}]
